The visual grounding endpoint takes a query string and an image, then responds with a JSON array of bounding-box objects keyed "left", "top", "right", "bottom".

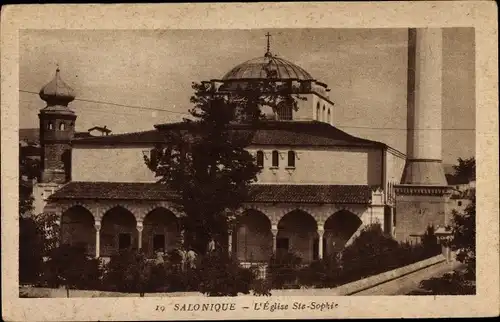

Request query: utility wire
[{"left": 20, "top": 89, "right": 475, "bottom": 131}]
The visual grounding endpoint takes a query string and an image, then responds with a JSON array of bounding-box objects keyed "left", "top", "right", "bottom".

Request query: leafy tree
[
  {"left": 452, "top": 157, "right": 475, "bottom": 183},
  {"left": 450, "top": 196, "right": 476, "bottom": 278},
  {"left": 43, "top": 244, "right": 102, "bottom": 297},
  {"left": 145, "top": 77, "right": 303, "bottom": 255},
  {"left": 19, "top": 216, "right": 44, "bottom": 284}
]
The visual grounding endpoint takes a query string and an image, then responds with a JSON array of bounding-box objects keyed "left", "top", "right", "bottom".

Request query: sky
[{"left": 19, "top": 28, "right": 475, "bottom": 164}]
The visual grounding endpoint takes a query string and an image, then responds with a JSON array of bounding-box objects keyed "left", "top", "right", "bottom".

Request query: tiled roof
[
  {"left": 73, "top": 121, "right": 385, "bottom": 149},
  {"left": 49, "top": 182, "right": 372, "bottom": 204}
]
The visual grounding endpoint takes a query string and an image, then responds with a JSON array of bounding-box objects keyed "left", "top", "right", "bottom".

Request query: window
[
  {"left": 276, "top": 102, "right": 292, "bottom": 120},
  {"left": 327, "top": 109, "right": 331, "bottom": 124},
  {"left": 256, "top": 151, "right": 264, "bottom": 168},
  {"left": 287, "top": 150, "right": 295, "bottom": 168},
  {"left": 316, "top": 103, "right": 320, "bottom": 121},
  {"left": 48, "top": 122, "right": 53, "bottom": 130},
  {"left": 271, "top": 150, "right": 279, "bottom": 168},
  {"left": 118, "top": 233, "right": 132, "bottom": 250},
  {"left": 323, "top": 105, "right": 326, "bottom": 122},
  {"left": 276, "top": 238, "right": 289, "bottom": 253},
  {"left": 59, "top": 122, "right": 65, "bottom": 130},
  {"left": 153, "top": 234, "right": 165, "bottom": 252},
  {"left": 458, "top": 201, "right": 462, "bottom": 206}
]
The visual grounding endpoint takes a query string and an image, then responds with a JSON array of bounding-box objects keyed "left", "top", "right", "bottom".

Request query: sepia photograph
[
  {"left": 2, "top": 2, "right": 498, "bottom": 321},
  {"left": 17, "top": 26, "right": 476, "bottom": 297}
]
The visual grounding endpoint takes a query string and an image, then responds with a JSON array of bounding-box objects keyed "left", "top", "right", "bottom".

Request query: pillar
[
  {"left": 402, "top": 28, "right": 447, "bottom": 185},
  {"left": 228, "top": 230, "right": 233, "bottom": 256},
  {"left": 271, "top": 224, "right": 278, "bottom": 254},
  {"left": 395, "top": 28, "right": 452, "bottom": 242},
  {"left": 318, "top": 225, "right": 324, "bottom": 260},
  {"left": 94, "top": 220, "right": 101, "bottom": 259},
  {"left": 137, "top": 221, "right": 143, "bottom": 250}
]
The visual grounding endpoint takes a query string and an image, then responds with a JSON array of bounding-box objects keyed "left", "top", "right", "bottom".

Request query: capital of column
[
  {"left": 317, "top": 225, "right": 325, "bottom": 236},
  {"left": 136, "top": 221, "right": 144, "bottom": 232},
  {"left": 271, "top": 224, "right": 278, "bottom": 236},
  {"left": 94, "top": 220, "right": 101, "bottom": 231}
]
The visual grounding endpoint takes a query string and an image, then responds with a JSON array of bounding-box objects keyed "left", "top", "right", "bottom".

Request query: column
[
  {"left": 318, "top": 225, "right": 324, "bottom": 260},
  {"left": 137, "top": 221, "right": 143, "bottom": 250},
  {"left": 402, "top": 28, "right": 447, "bottom": 185},
  {"left": 94, "top": 220, "right": 101, "bottom": 259},
  {"left": 271, "top": 224, "right": 278, "bottom": 254},
  {"left": 228, "top": 230, "right": 233, "bottom": 256}
]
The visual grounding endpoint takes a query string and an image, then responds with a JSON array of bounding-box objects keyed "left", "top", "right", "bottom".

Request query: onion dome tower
[{"left": 38, "top": 68, "right": 77, "bottom": 183}]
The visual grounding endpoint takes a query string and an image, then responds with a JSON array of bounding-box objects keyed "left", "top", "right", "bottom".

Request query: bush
[
  {"left": 197, "top": 251, "right": 256, "bottom": 296},
  {"left": 19, "top": 216, "right": 44, "bottom": 285},
  {"left": 41, "top": 244, "right": 102, "bottom": 291},
  {"left": 268, "top": 252, "right": 303, "bottom": 289},
  {"left": 298, "top": 254, "right": 342, "bottom": 288},
  {"left": 251, "top": 278, "right": 272, "bottom": 296}
]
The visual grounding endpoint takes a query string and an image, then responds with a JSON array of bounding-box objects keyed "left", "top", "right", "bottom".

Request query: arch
[
  {"left": 271, "top": 150, "right": 279, "bottom": 167},
  {"left": 322, "top": 105, "right": 326, "bottom": 123},
  {"left": 323, "top": 210, "right": 363, "bottom": 255},
  {"left": 234, "top": 209, "right": 272, "bottom": 262},
  {"left": 101, "top": 206, "right": 137, "bottom": 256},
  {"left": 277, "top": 209, "right": 318, "bottom": 262},
  {"left": 287, "top": 150, "right": 295, "bottom": 168},
  {"left": 327, "top": 109, "right": 331, "bottom": 124},
  {"left": 256, "top": 150, "right": 264, "bottom": 168},
  {"left": 316, "top": 102, "right": 321, "bottom": 121},
  {"left": 142, "top": 207, "right": 180, "bottom": 256},
  {"left": 60, "top": 205, "right": 95, "bottom": 255},
  {"left": 59, "top": 122, "right": 66, "bottom": 131}
]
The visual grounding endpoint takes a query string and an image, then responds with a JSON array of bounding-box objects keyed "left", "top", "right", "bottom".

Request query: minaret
[
  {"left": 394, "top": 29, "right": 451, "bottom": 242},
  {"left": 38, "top": 67, "right": 76, "bottom": 183}
]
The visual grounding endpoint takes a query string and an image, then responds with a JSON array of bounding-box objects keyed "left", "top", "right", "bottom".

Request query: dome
[
  {"left": 222, "top": 54, "right": 313, "bottom": 81},
  {"left": 39, "top": 68, "right": 76, "bottom": 106}
]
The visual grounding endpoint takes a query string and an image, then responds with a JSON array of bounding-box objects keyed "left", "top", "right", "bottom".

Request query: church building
[{"left": 34, "top": 29, "right": 451, "bottom": 265}]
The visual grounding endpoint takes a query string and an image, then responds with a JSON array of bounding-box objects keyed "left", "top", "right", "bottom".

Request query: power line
[
  {"left": 19, "top": 89, "right": 475, "bottom": 131},
  {"left": 19, "top": 90, "right": 190, "bottom": 116}
]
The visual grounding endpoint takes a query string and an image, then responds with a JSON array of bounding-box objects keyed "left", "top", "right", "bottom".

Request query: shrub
[
  {"left": 41, "top": 244, "right": 102, "bottom": 292},
  {"left": 197, "top": 251, "right": 256, "bottom": 296},
  {"left": 19, "top": 216, "right": 44, "bottom": 285},
  {"left": 267, "top": 252, "right": 303, "bottom": 289},
  {"left": 251, "top": 278, "right": 272, "bottom": 296},
  {"left": 298, "top": 254, "right": 342, "bottom": 288}
]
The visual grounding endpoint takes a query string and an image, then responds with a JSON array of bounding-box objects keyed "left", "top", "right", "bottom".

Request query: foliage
[
  {"left": 19, "top": 145, "right": 40, "bottom": 216},
  {"left": 101, "top": 249, "right": 152, "bottom": 296},
  {"left": 268, "top": 252, "right": 303, "bottom": 289},
  {"left": 41, "top": 244, "right": 102, "bottom": 293},
  {"left": 144, "top": 76, "right": 304, "bottom": 255},
  {"left": 450, "top": 196, "right": 476, "bottom": 278},
  {"left": 32, "top": 212, "right": 61, "bottom": 255},
  {"left": 421, "top": 225, "right": 442, "bottom": 257},
  {"left": 251, "top": 278, "right": 272, "bottom": 296},
  {"left": 19, "top": 216, "right": 44, "bottom": 284},
  {"left": 408, "top": 270, "right": 475, "bottom": 295},
  {"left": 297, "top": 254, "right": 342, "bottom": 288},
  {"left": 451, "top": 157, "right": 475, "bottom": 183},
  {"left": 197, "top": 251, "right": 256, "bottom": 296}
]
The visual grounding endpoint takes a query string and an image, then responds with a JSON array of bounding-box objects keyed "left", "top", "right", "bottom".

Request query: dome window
[
  {"left": 316, "top": 103, "right": 320, "bottom": 121},
  {"left": 287, "top": 151, "right": 295, "bottom": 168},
  {"left": 59, "top": 122, "right": 66, "bottom": 131},
  {"left": 271, "top": 150, "right": 279, "bottom": 168},
  {"left": 256, "top": 151, "right": 264, "bottom": 168},
  {"left": 327, "top": 109, "right": 331, "bottom": 124},
  {"left": 48, "top": 122, "right": 54, "bottom": 130},
  {"left": 323, "top": 105, "right": 326, "bottom": 122},
  {"left": 276, "top": 102, "right": 292, "bottom": 120}
]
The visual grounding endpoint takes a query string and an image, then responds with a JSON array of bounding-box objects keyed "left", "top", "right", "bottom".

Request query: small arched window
[
  {"left": 287, "top": 151, "right": 295, "bottom": 168},
  {"left": 48, "top": 122, "right": 53, "bottom": 130},
  {"left": 323, "top": 105, "right": 326, "bottom": 122},
  {"left": 316, "top": 103, "right": 321, "bottom": 121},
  {"left": 59, "top": 122, "right": 65, "bottom": 131},
  {"left": 256, "top": 151, "right": 264, "bottom": 168},
  {"left": 327, "top": 109, "right": 331, "bottom": 124},
  {"left": 271, "top": 150, "right": 279, "bottom": 168}
]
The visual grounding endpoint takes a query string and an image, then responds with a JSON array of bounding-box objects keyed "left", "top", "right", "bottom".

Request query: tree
[
  {"left": 43, "top": 244, "right": 102, "bottom": 297},
  {"left": 145, "top": 76, "right": 303, "bottom": 255},
  {"left": 452, "top": 157, "right": 475, "bottom": 183},
  {"left": 450, "top": 196, "right": 476, "bottom": 279}
]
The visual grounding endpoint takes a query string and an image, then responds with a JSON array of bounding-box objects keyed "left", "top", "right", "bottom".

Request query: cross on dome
[{"left": 265, "top": 32, "right": 272, "bottom": 57}]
